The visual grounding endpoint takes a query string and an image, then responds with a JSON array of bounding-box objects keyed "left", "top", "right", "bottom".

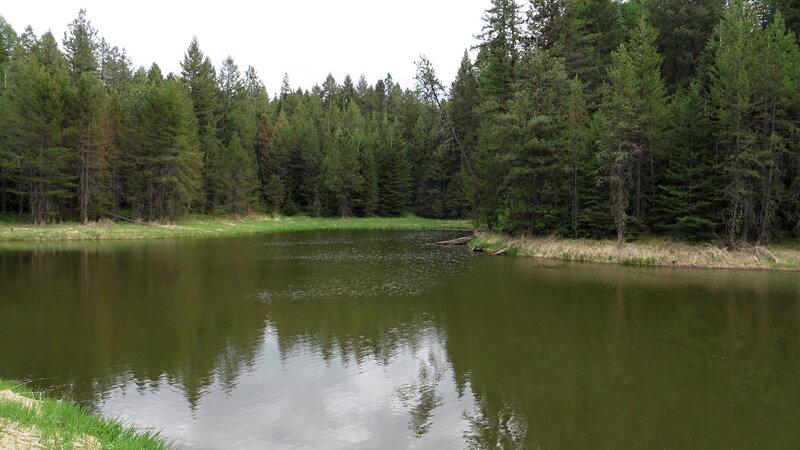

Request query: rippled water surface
[{"left": 1, "top": 230, "right": 800, "bottom": 448}]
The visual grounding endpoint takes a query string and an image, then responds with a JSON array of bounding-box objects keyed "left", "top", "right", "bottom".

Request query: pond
[{"left": 1, "top": 230, "right": 799, "bottom": 448}]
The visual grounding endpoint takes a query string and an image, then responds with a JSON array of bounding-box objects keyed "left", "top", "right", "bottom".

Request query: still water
[{"left": 1, "top": 230, "right": 799, "bottom": 448}]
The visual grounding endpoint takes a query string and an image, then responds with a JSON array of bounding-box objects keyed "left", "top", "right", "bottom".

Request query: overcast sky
[{"left": 2, "top": 0, "right": 489, "bottom": 95}]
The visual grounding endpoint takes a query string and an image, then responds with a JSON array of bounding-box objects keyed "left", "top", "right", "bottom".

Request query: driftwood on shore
[
  {"left": 105, "top": 212, "right": 147, "bottom": 225},
  {"left": 491, "top": 247, "right": 509, "bottom": 256},
  {"left": 434, "top": 234, "right": 476, "bottom": 246}
]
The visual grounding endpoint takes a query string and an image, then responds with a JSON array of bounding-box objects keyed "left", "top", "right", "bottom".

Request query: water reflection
[{"left": 1, "top": 232, "right": 800, "bottom": 448}]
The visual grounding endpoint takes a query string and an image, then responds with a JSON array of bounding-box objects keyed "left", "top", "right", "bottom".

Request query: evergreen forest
[{"left": 1, "top": 0, "right": 799, "bottom": 247}]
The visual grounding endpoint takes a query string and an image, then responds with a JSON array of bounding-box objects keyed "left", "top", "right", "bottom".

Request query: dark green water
[{"left": 1, "top": 230, "right": 799, "bottom": 448}]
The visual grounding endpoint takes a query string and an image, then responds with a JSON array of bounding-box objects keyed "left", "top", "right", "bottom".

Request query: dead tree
[{"left": 414, "top": 55, "right": 474, "bottom": 178}]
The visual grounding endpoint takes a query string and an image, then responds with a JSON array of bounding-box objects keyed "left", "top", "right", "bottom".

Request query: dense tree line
[
  {"left": 0, "top": 10, "right": 464, "bottom": 224},
  {"left": 1, "top": 1, "right": 799, "bottom": 247},
  {"left": 468, "top": 0, "right": 800, "bottom": 246}
]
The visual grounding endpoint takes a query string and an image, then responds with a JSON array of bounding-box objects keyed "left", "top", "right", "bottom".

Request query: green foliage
[
  {"left": 555, "top": 0, "right": 624, "bottom": 97},
  {"left": 264, "top": 174, "right": 285, "bottom": 213},
  {"left": 124, "top": 65, "right": 201, "bottom": 221},
  {"left": 651, "top": 84, "right": 721, "bottom": 240},
  {"left": 218, "top": 133, "right": 259, "bottom": 215},
  {"left": 2, "top": 33, "right": 75, "bottom": 224},
  {"left": 323, "top": 127, "right": 364, "bottom": 217},
  {"left": 3, "top": 6, "right": 800, "bottom": 247},
  {"left": 599, "top": 18, "right": 667, "bottom": 245},
  {"left": 708, "top": 1, "right": 800, "bottom": 244},
  {"left": 644, "top": 0, "right": 724, "bottom": 89},
  {"left": 495, "top": 50, "right": 572, "bottom": 234}
]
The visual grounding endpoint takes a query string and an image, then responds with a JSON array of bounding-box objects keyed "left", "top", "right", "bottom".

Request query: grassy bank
[
  {"left": 471, "top": 232, "right": 800, "bottom": 271},
  {"left": 0, "top": 214, "right": 472, "bottom": 242},
  {"left": 0, "top": 379, "right": 168, "bottom": 449}
]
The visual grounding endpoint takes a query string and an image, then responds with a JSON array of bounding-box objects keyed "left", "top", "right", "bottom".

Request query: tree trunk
[
  {"left": 572, "top": 162, "right": 579, "bottom": 239},
  {"left": 634, "top": 154, "right": 642, "bottom": 219},
  {"left": 757, "top": 157, "right": 775, "bottom": 245},
  {"left": 612, "top": 157, "right": 627, "bottom": 249},
  {"left": 80, "top": 157, "right": 89, "bottom": 224},
  {"left": 0, "top": 176, "right": 6, "bottom": 214}
]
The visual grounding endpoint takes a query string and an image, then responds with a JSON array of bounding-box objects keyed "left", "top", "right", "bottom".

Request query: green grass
[
  {"left": 0, "top": 214, "right": 473, "bottom": 242},
  {"left": 0, "top": 379, "right": 169, "bottom": 449},
  {"left": 619, "top": 256, "right": 658, "bottom": 266}
]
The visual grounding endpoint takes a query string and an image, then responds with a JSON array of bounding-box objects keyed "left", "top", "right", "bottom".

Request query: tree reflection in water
[{"left": 2, "top": 231, "right": 800, "bottom": 448}]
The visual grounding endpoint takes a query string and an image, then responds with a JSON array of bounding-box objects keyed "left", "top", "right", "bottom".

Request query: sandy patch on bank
[
  {"left": 0, "top": 420, "right": 100, "bottom": 449},
  {"left": 0, "top": 390, "right": 41, "bottom": 411},
  {"left": 0, "top": 390, "right": 100, "bottom": 449}
]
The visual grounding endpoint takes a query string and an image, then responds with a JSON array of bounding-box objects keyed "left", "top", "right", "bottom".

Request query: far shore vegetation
[
  {"left": 0, "top": 379, "right": 169, "bottom": 449},
  {"left": 0, "top": 214, "right": 472, "bottom": 241},
  {"left": 471, "top": 232, "right": 800, "bottom": 271},
  {"left": 4, "top": 212, "right": 800, "bottom": 272}
]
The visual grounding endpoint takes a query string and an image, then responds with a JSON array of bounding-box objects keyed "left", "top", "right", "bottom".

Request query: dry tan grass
[
  {"left": 0, "top": 420, "right": 100, "bottom": 449},
  {"left": 475, "top": 232, "right": 800, "bottom": 271},
  {"left": 0, "top": 390, "right": 41, "bottom": 412}
]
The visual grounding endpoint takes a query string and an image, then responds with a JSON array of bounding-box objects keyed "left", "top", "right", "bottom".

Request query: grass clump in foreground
[
  {"left": 0, "top": 214, "right": 472, "bottom": 242},
  {"left": 471, "top": 232, "right": 800, "bottom": 271},
  {"left": 0, "top": 379, "right": 169, "bottom": 449}
]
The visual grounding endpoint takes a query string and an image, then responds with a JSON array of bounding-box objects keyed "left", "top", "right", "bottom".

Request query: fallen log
[
  {"left": 106, "top": 212, "right": 147, "bottom": 225},
  {"left": 434, "top": 234, "right": 476, "bottom": 246},
  {"left": 491, "top": 247, "right": 509, "bottom": 256}
]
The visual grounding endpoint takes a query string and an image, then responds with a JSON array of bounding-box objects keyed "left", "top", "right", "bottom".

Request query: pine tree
[
  {"left": 494, "top": 50, "right": 572, "bottom": 234},
  {"left": 180, "top": 38, "right": 220, "bottom": 210},
  {"left": 526, "top": 0, "right": 566, "bottom": 50},
  {"left": 600, "top": 18, "right": 667, "bottom": 246},
  {"left": 264, "top": 174, "right": 285, "bottom": 214},
  {"left": 473, "top": 0, "right": 524, "bottom": 227},
  {"left": 753, "top": 12, "right": 800, "bottom": 243},
  {"left": 63, "top": 9, "right": 98, "bottom": 77},
  {"left": 321, "top": 73, "right": 338, "bottom": 106},
  {"left": 760, "top": 0, "right": 800, "bottom": 37},
  {"left": 3, "top": 32, "right": 75, "bottom": 224},
  {"left": 64, "top": 10, "right": 111, "bottom": 223},
  {"left": 255, "top": 116, "right": 284, "bottom": 208},
  {"left": 377, "top": 120, "right": 412, "bottom": 216},
  {"left": 323, "top": 127, "right": 363, "bottom": 217},
  {"left": 652, "top": 83, "right": 720, "bottom": 240},
  {"left": 709, "top": 0, "right": 761, "bottom": 246},
  {"left": 448, "top": 51, "right": 480, "bottom": 215},
  {"left": 71, "top": 72, "right": 110, "bottom": 222},
  {"left": 556, "top": 0, "right": 624, "bottom": 98},
  {"left": 356, "top": 128, "right": 380, "bottom": 216},
  {"left": 214, "top": 56, "right": 259, "bottom": 212},
  {"left": 644, "top": 0, "right": 724, "bottom": 89},
  {"left": 341, "top": 74, "right": 354, "bottom": 106},
  {"left": 219, "top": 133, "right": 258, "bottom": 215},
  {"left": 564, "top": 76, "right": 589, "bottom": 238},
  {"left": 0, "top": 16, "right": 18, "bottom": 213},
  {"left": 125, "top": 65, "right": 201, "bottom": 221},
  {"left": 476, "top": 0, "right": 523, "bottom": 108},
  {"left": 629, "top": 18, "right": 668, "bottom": 223},
  {"left": 97, "top": 38, "right": 131, "bottom": 92},
  {"left": 578, "top": 113, "right": 616, "bottom": 238}
]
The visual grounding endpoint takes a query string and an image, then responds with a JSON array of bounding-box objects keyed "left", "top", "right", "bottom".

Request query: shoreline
[
  {"left": 0, "top": 215, "right": 473, "bottom": 242},
  {"left": 0, "top": 379, "right": 168, "bottom": 449},
  {"left": 470, "top": 232, "right": 800, "bottom": 272}
]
